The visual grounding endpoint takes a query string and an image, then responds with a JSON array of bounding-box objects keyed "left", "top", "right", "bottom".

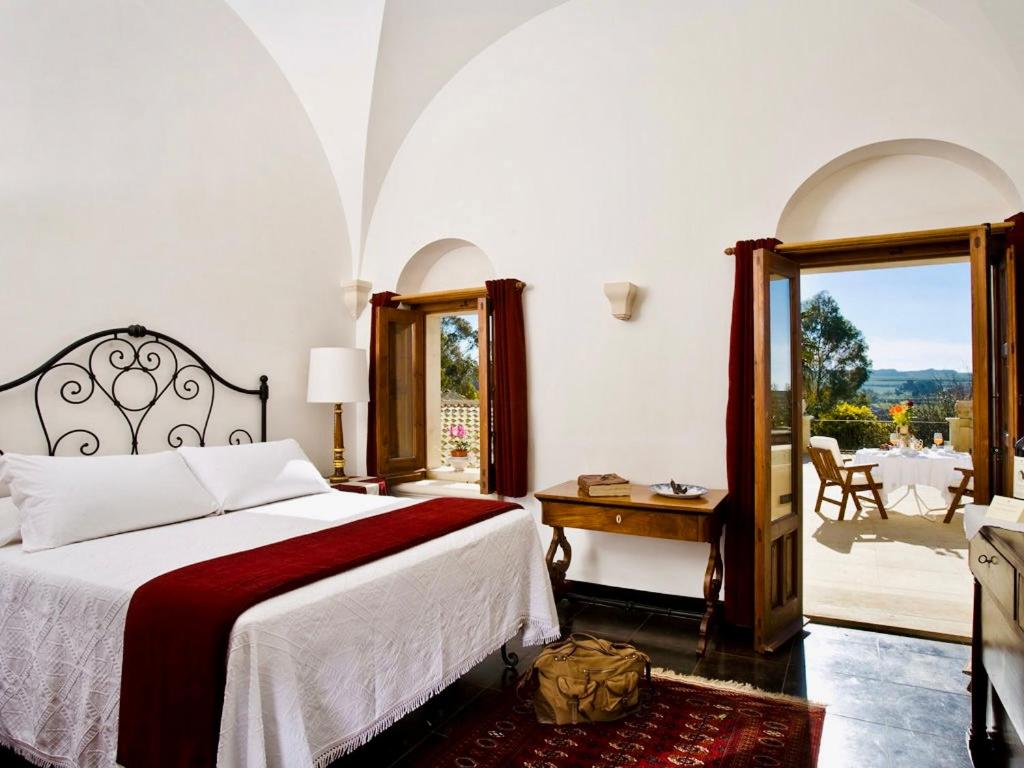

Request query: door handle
[{"left": 978, "top": 554, "right": 998, "bottom": 565}]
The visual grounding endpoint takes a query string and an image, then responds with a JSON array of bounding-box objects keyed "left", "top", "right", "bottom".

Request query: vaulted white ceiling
[
  {"left": 225, "top": 0, "right": 567, "bottom": 271},
  {"left": 225, "top": 0, "right": 1024, "bottom": 278}
]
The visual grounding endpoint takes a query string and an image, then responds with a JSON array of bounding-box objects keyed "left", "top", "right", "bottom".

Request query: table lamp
[{"left": 307, "top": 347, "right": 369, "bottom": 483}]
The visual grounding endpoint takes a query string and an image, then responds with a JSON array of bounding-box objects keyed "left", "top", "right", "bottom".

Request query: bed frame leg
[{"left": 500, "top": 643, "right": 519, "bottom": 670}]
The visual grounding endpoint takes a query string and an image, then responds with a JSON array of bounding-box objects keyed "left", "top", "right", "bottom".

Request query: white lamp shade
[{"left": 306, "top": 347, "right": 369, "bottom": 404}]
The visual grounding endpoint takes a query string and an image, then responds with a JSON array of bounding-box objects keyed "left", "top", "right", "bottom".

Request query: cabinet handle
[
  {"left": 978, "top": 554, "right": 998, "bottom": 565},
  {"left": 615, "top": 514, "right": 622, "bottom": 524}
]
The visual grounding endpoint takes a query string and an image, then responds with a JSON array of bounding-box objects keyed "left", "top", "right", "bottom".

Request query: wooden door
[
  {"left": 970, "top": 227, "right": 992, "bottom": 502},
  {"left": 753, "top": 247, "right": 803, "bottom": 652},
  {"left": 374, "top": 306, "right": 426, "bottom": 480},
  {"left": 983, "top": 229, "right": 1021, "bottom": 497},
  {"left": 1003, "top": 239, "right": 1021, "bottom": 494}
]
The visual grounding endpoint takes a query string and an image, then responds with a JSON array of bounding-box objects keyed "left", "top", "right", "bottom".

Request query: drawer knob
[
  {"left": 978, "top": 554, "right": 998, "bottom": 565},
  {"left": 615, "top": 514, "right": 622, "bottom": 524}
]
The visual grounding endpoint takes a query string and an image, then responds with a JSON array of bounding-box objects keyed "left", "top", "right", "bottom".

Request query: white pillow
[
  {"left": 178, "top": 439, "right": 329, "bottom": 512},
  {"left": 0, "top": 475, "right": 9, "bottom": 498},
  {"left": 0, "top": 451, "right": 219, "bottom": 552},
  {"left": 0, "top": 497, "right": 19, "bottom": 547}
]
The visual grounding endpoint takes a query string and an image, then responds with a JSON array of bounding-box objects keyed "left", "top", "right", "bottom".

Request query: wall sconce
[
  {"left": 341, "top": 279, "right": 372, "bottom": 320},
  {"left": 603, "top": 282, "right": 638, "bottom": 320}
]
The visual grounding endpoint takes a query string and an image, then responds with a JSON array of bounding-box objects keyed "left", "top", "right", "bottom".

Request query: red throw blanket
[{"left": 117, "top": 496, "right": 520, "bottom": 768}]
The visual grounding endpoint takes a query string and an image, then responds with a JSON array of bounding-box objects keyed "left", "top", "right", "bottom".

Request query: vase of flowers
[
  {"left": 448, "top": 424, "right": 471, "bottom": 471},
  {"left": 889, "top": 400, "right": 914, "bottom": 445}
]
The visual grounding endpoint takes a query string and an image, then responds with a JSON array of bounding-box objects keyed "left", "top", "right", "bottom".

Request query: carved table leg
[
  {"left": 697, "top": 521, "right": 724, "bottom": 657},
  {"left": 545, "top": 526, "right": 572, "bottom": 598}
]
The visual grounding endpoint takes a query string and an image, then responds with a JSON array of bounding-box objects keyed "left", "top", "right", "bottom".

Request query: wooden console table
[{"left": 535, "top": 482, "right": 727, "bottom": 656}]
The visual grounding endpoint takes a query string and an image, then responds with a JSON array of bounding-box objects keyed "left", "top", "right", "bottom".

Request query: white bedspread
[{"left": 0, "top": 492, "right": 559, "bottom": 768}]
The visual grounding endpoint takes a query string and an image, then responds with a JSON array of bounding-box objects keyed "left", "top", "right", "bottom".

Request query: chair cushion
[{"left": 810, "top": 436, "right": 843, "bottom": 465}]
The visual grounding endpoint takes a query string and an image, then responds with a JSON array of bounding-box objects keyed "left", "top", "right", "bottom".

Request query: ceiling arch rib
[
  {"left": 360, "top": 0, "right": 569, "bottom": 271},
  {"left": 224, "top": 0, "right": 386, "bottom": 268}
]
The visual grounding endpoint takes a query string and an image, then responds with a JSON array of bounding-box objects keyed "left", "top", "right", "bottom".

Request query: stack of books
[{"left": 578, "top": 473, "right": 630, "bottom": 497}]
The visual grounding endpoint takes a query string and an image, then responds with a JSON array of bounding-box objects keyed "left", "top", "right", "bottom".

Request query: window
[{"left": 373, "top": 289, "right": 493, "bottom": 493}]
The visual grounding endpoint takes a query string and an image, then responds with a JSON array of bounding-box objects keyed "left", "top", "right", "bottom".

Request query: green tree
[
  {"left": 901, "top": 377, "right": 972, "bottom": 439},
  {"left": 440, "top": 315, "right": 479, "bottom": 399},
  {"left": 801, "top": 291, "right": 871, "bottom": 416}
]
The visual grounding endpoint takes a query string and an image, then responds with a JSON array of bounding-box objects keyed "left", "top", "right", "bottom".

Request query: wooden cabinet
[{"left": 970, "top": 528, "right": 1024, "bottom": 765}]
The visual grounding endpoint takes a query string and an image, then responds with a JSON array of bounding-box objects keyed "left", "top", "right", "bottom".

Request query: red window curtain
[
  {"left": 366, "top": 291, "right": 400, "bottom": 477},
  {"left": 486, "top": 279, "right": 528, "bottom": 497},
  {"left": 724, "top": 238, "right": 781, "bottom": 628},
  {"left": 1006, "top": 211, "right": 1024, "bottom": 248}
]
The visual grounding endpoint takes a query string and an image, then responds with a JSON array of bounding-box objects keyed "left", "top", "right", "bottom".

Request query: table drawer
[
  {"left": 971, "top": 535, "right": 1017, "bottom": 621},
  {"left": 541, "top": 501, "right": 711, "bottom": 541}
]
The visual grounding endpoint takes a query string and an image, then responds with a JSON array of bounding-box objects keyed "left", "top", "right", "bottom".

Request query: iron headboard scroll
[{"left": 0, "top": 324, "right": 268, "bottom": 456}]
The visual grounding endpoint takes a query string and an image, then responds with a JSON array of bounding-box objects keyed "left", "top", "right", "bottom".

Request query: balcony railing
[
  {"left": 810, "top": 419, "right": 952, "bottom": 452},
  {"left": 440, "top": 399, "right": 481, "bottom": 468}
]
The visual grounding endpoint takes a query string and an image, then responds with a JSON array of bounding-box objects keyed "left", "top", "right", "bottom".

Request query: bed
[{"left": 0, "top": 325, "right": 559, "bottom": 768}]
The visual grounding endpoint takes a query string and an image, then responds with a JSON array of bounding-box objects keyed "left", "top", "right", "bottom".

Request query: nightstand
[{"left": 329, "top": 476, "right": 388, "bottom": 495}]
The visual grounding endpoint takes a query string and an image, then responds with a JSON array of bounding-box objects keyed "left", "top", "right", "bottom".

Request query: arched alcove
[
  {"left": 396, "top": 238, "right": 496, "bottom": 294},
  {"left": 777, "top": 139, "right": 1021, "bottom": 241}
]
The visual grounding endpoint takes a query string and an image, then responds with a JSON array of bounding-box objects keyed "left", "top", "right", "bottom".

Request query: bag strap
[{"left": 561, "top": 633, "right": 642, "bottom": 659}]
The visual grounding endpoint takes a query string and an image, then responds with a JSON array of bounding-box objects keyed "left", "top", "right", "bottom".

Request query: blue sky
[{"left": 800, "top": 262, "right": 972, "bottom": 373}]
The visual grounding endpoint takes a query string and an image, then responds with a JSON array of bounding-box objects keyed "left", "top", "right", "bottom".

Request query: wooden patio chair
[
  {"left": 808, "top": 445, "right": 888, "bottom": 521},
  {"left": 943, "top": 467, "right": 974, "bottom": 524}
]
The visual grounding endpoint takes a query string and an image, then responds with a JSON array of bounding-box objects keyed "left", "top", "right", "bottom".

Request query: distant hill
[
  {"left": 862, "top": 369, "right": 971, "bottom": 401},
  {"left": 868, "top": 368, "right": 971, "bottom": 382}
]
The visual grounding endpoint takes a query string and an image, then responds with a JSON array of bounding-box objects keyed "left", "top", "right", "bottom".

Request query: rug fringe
[
  {"left": 650, "top": 667, "right": 828, "bottom": 711},
  {"left": 312, "top": 616, "right": 559, "bottom": 767}
]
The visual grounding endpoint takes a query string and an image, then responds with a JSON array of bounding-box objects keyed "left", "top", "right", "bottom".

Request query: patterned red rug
[{"left": 414, "top": 671, "right": 825, "bottom": 767}]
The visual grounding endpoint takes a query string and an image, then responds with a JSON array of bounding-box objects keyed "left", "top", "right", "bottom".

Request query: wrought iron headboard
[{"left": 0, "top": 324, "right": 268, "bottom": 456}]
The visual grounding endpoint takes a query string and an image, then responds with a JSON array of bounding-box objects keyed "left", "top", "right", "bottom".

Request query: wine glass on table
[{"left": 934, "top": 432, "right": 944, "bottom": 451}]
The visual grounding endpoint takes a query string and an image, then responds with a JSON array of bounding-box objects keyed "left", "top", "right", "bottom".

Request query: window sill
[
  {"left": 392, "top": 477, "right": 496, "bottom": 500},
  {"left": 427, "top": 466, "right": 480, "bottom": 482}
]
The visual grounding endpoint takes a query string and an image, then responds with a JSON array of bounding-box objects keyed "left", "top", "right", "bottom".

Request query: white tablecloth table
[{"left": 852, "top": 448, "right": 973, "bottom": 504}]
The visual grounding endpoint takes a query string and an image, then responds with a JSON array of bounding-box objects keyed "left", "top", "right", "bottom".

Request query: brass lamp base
[{"left": 328, "top": 403, "right": 349, "bottom": 484}]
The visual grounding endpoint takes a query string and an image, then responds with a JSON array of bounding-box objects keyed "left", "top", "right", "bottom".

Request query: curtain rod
[
  {"left": 393, "top": 281, "right": 526, "bottom": 304},
  {"left": 723, "top": 221, "right": 1014, "bottom": 256}
]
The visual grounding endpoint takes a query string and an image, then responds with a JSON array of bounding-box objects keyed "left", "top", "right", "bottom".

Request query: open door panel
[
  {"left": 373, "top": 306, "right": 426, "bottom": 481},
  {"left": 753, "top": 247, "right": 803, "bottom": 653},
  {"left": 965, "top": 225, "right": 1024, "bottom": 501}
]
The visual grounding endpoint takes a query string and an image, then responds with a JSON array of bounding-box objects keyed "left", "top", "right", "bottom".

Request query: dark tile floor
[
  {"left": 0, "top": 600, "right": 973, "bottom": 768},
  {"left": 332, "top": 600, "right": 974, "bottom": 767}
]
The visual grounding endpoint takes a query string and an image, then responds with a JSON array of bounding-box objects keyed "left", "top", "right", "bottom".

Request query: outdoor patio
[{"left": 801, "top": 459, "right": 973, "bottom": 641}]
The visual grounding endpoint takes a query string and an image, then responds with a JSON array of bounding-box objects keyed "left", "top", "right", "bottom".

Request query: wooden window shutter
[{"left": 374, "top": 306, "right": 427, "bottom": 480}]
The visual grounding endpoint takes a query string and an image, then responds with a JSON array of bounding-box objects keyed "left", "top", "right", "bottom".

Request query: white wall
[
  {"left": 226, "top": 0, "right": 386, "bottom": 265},
  {"left": 778, "top": 140, "right": 1020, "bottom": 241},
  {"left": 0, "top": 0, "right": 353, "bottom": 471},
  {"left": 396, "top": 239, "right": 496, "bottom": 294},
  {"left": 356, "top": 0, "right": 1024, "bottom": 597}
]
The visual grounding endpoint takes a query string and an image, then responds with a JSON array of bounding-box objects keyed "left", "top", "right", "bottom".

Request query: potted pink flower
[{"left": 448, "top": 424, "right": 471, "bottom": 471}]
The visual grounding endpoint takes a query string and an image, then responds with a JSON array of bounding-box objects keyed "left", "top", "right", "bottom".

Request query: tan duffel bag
[{"left": 519, "top": 634, "right": 651, "bottom": 725}]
